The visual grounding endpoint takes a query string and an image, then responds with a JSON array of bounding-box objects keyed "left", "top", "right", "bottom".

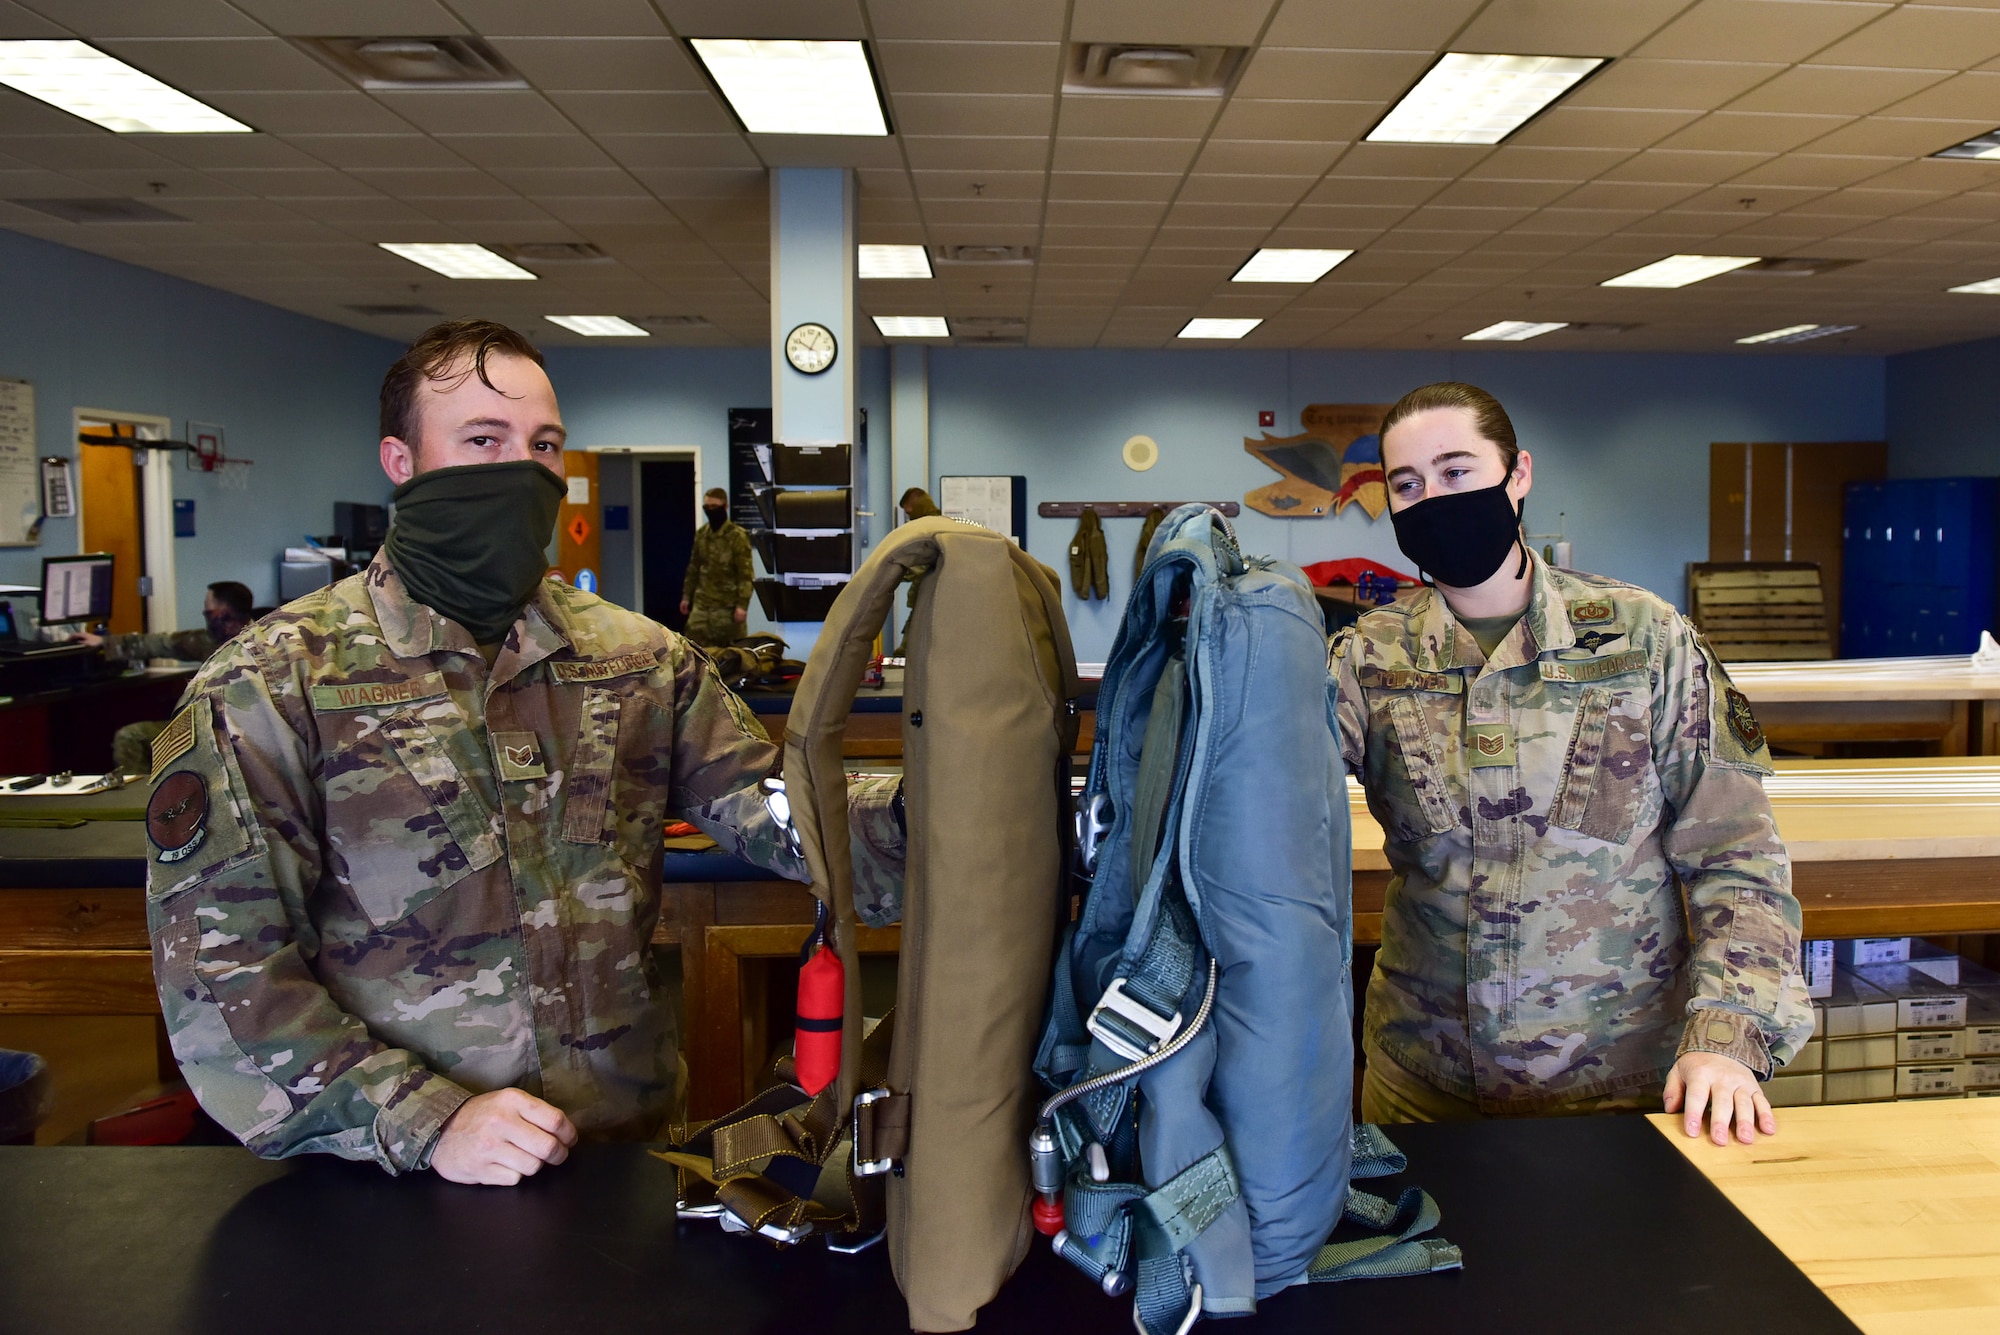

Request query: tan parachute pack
[{"left": 663, "top": 515, "right": 1079, "bottom": 1331}]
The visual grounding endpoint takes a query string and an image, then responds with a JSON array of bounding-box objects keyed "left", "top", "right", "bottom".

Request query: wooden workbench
[
  {"left": 1726, "top": 655, "right": 2000, "bottom": 756},
  {"left": 1652, "top": 1099, "right": 2000, "bottom": 1335}
]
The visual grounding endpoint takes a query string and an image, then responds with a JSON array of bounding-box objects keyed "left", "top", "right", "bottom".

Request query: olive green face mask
[{"left": 383, "top": 460, "right": 565, "bottom": 644}]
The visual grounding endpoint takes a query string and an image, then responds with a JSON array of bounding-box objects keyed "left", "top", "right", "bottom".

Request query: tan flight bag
[{"left": 662, "top": 517, "right": 1079, "bottom": 1330}]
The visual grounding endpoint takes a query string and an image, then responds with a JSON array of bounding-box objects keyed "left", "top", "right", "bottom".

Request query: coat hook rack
[{"left": 1037, "top": 501, "right": 1240, "bottom": 519}]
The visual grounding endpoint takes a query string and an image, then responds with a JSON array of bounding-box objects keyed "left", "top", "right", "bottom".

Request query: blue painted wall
[
  {"left": 1885, "top": 333, "right": 2000, "bottom": 477},
  {"left": 0, "top": 226, "right": 394, "bottom": 629},
  {"left": 926, "top": 348, "right": 1887, "bottom": 662}
]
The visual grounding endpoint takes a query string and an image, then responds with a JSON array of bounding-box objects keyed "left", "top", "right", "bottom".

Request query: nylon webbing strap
[
  {"left": 1351, "top": 1123, "right": 1408, "bottom": 1179},
  {"left": 1307, "top": 1187, "right": 1463, "bottom": 1283},
  {"left": 1140, "top": 1145, "right": 1239, "bottom": 1252},
  {"left": 1129, "top": 653, "right": 1186, "bottom": 904}
]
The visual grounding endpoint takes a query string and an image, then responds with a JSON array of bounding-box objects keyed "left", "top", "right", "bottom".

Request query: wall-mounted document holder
[{"left": 1036, "top": 501, "right": 1241, "bottom": 519}]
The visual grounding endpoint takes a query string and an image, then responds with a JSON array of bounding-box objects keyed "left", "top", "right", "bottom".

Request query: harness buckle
[
  {"left": 718, "top": 1210, "right": 812, "bottom": 1246},
  {"left": 1086, "top": 977, "right": 1182, "bottom": 1064},
  {"left": 1075, "top": 792, "right": 1111, "bottom": 874},
  {"left": 762, "top": 776, "right": 803, "bottom": 862},
  {"left": 853, "top": 1087, "right": 900, "bottom": 1177}
]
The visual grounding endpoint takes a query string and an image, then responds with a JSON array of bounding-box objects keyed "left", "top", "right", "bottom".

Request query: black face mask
[
  {"left": 203, "top": 612, "right": 241, "bottom": 642},
  {"left": 704, "top": 507, "right": 727, "bottom": 528},
  {"left": 383, "top": 460, "right": 565, "bottom": 643},
  {"left": 1390, "top": 481, "right": 1523, "bottom": 588}
]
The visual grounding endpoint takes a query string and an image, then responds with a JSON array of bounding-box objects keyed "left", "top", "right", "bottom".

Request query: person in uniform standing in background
[
  {"left": 680, "top": 487, "right": 753, "bottom": 648},
  {"left": 145, "top": 320, "right": 902, "bottom": 1187},
  {"left": 1330, "top": 381, "right": 1813, "bottom": 1146},
  {"left": 75, "top": 580, "right": 255, "bottom": 774}
]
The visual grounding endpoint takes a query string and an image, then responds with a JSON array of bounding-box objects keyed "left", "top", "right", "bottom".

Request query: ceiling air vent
[
  {"left": 13, "top": 197, "right": 185, "bottom": 223},
  {"left": 1063, "top": 44, "right": 1246, "bottom": 96},
  {"left": 347, "top": 303, "right": 443, "bottom": 318},
  {"left": 1733, "top": 257, "right": 1857, "bottom": 278},
  {"left": 300, "top": 37, "right": 526, "bottom": 90},
  {"left": 931, "top": 244, "right": 1034, "bottom": 266},
  {"left": 506, "top": 241, "right": 609, "bottom": 264}
]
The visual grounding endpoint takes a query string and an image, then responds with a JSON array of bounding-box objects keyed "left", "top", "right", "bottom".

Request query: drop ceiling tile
[
  {"left": 1303, "top": 175, "right": 1446, "bottom": 207},
  {"left": 1565, "top": 59, "right": 1784, "bottom": 113},
  {"left": 874, "top": 41, "right": 1059, "bottom": 95},
  {"left": 921, "top": 198, "right": 1045, "bottom": 226},
  {"left": 1207, "top": 99, "right": 1379, "bottom": 143},
  {"left": 1464, "top": 145, "right": 1633, "bottom": 181},
  {"left": 652, "top": 0, "right": 865, "bottom": 40},
  {"left": 1044, "top": 198, "right": 1166, "bottom": 226},
  {"left": 1901, "top": 191, "right": 2000, "bottom": 220},
  {"left": 1162, "top": 200, "right": 1291, "bottom": 229},
  {"left": 914, "top": 168, "right": 1045, "bottom": 200},
  {"left": 0, "top": 2, "right": 67, "bottom": 37},
  {"left": 1813, "top": 3, "right": 2000, "bottom": 68},
  {"left": 1727, "top": 152, "right": 1906, "bottom": 188},
  {"left": 350, "top": 167, "right": 508, "bottom": 196},
  {"left": 198, "top": 166, "right": 372, "bottom": 196},
  {"left": 1789, "top": 186, "right": 1947, "bottom": 216},
  {"left": 1047, "top": 171, "right": 1179, "bottom": 202},
  {"left": 1510, "top": 107, "right": 1701, "bottom": 150},
  {"left": 95, "top": 38, "right": 353, "bottom": 93},
  {"left": 0, "top": 166, "right": 93, "bottom": 195},
  {"left": 445, "top": 0, "right": 669, "bottom": 36},
  {"left": 1658, "top": 111, "right": 1855, "bottom": 153},
  {"left": 543, "top": 92, "right": 736, "bottom": 136},
  {"left": 61, "top": 165, "right": 245, "bottom": 196},
  {"left": 1193, "top": 139, "right": 1341, "bottom": 176},
  {"left": 902, "top": 136, "right": 1048, "bottom": 172},
  {"left": 1858, "top": 158, "right": 2000, "bottom": 193},
  {"left": 1881, "top": 68, "right": 2000, "bottom": 120},
  {"left": 1056, "top": 95, "right": 1219, "bottom": 139},
  {"left": 1049, "top": 137, "right": 1194, "bottom": 174},
  {"left": 1619, "top": 208, "right": 1752, "bottom": 236},
  {"left": 366, "top": 91, "right": 570, "bottom": 136},
  {"left": 856, "top": 167, "right": 914, "bottom": 198},
  {"left": 441, "top": 134, "right": 619, "bottom": 172},
  {"left": 625, "top": 167, "right": 768, "bottom": 198},
  {"left": 864, "top": 0, "right": 1068, "bottom": 41},
  {"left": 1403, "top": 203, "right": 1537, "bottom": 231},
  {"left": 486, "top": 166, "right": 641, "bottom": 196},
  {"left": 1801, "top": 115, "right": 1993, "bottom": 156},
  {"left": 1328, "top": 144, "right": 1484, "bottom": 179},
  {"left": 191, "top": 92, "right": 413, "bottom": 136},
  {"left": 488, "top": 38, "right": 704, "bottom": 92},
  {"left": 1601, "top": 148, "right": 1774, "bottom": 183},
  {"left": 925, "top": 222, "right": 1041, "bottom": 245},
  {"left": 751, "top": 136, "right": 905, "bottom": 169},
  {"left": 289, "top": 197, "right": 430, "bottom": 227},
  {"left": 1509, "top": 206, "right": 1658, "bottom": 232},
  {"left": 1733, "top": 64, "right": 1952, "bottom": 118},
  {"left": 596, "top": 134, "right": 761, "bottom": 171},
  {"left": 22, "top": 0, "right": 266, "bottom": 36},
  {"left": 0, "top": 91, "right": 105, "bottom": 135},
  {"left": 1459, "top": 0, "right": 1702, "bottom": 57},
  {"left": 1428, "top": 177, "right": 1575, "bottom": 208},
  {"left": 1234, "top": 49, "right": 1434, "bottom": 103},
  {"left": 1176, "top": 173, "right": 1316, "bottom": 206},
  {"left": 1636, "top": 1, "right": 1891, "bottom": 64},
  {"left": 289, "top": 134, "right": 470, "bottom": 171},
  {"left": 1070, "top": 0, "right": 1270, "bottom": 46},
  {"left": 1677, "top": 182, "right": 1832, "bottom": 212},
  {"left": 894, "top": 93, "right": 1055, "bottom": 138},
  {"left": 126, "top": 134, "right": 329, "bottom": 170},
  {"left": 225, "top": 0, "right": 467, "bottom": 36}
]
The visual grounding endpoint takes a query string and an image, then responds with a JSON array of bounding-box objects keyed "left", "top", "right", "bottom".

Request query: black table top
[{"left": 0, "top": 1116, "right": 1856, "bottom": 1335}]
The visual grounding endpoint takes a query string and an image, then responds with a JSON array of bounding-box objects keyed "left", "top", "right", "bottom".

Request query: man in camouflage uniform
[
  {"left": 145, "top": 321, "right": 901, "bottom": 1185},
  {"left": 680, "top": 486, "right": 753, "bottom": 648},
  {"left": 77, "top": 581, "right": 254, "bottom": 774}
]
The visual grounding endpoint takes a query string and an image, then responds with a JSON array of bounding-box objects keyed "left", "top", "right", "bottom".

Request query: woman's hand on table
[
  {"left": 431, "top": 1088, "right": 579, "bottom": 1185},
  {"left": 1664, "top": 1051, "right": 1776, "bottom": 1146}
]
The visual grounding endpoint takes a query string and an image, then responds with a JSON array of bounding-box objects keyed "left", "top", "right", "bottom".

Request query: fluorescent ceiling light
[
  {"left": 858, "top": 244, "right": 932, "bottom": 279},
  {"left": 1178, "top": 318, "right": 1261, "bottom": 340},
  {"left": 1601, "top": 254, "right": 1760, "bottom": 289},
  {"left": 379, "top": 242, "right": 536, "bottom": 280},
  {"left": 1736, "top": 323, "right": 1858, "bottom": 345},
  {"left": 689, "top": 39, "right": 888, "bottom": 136},
  {"left": 546, "top": 315, "right": 649, "bottom": 337},
  {"left": 1367, "top": 52, "right": 1603, "bottom": 145},
  {"left": 0, "top": 40, "right": 251, "bottom": 133},
  {"left": 1949, "top": 276, "right": 2000, "bottom": 294},
  {"left": 873, "top": 315, "right": 949, "bottom": 337},
  {"left": 1935, "top": 129, "right": 2000, "bottom": 161},
  {"left": 1231, "top": 248, "right": 1353, "bottom": 283},
  {"left": 1464, "top": 320, "right": 1567, "bottom": 342}
]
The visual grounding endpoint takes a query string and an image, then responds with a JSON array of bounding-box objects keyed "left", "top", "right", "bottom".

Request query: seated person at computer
[{"left": 74, "top": 580, "right": 253, "bottom": 774}]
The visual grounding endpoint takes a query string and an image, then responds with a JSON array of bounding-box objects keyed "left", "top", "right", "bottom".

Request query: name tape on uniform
[
  {"left": 1538, "top": 650, "right": 1646, "bottom": 684},
  {"left": 552, "top": 653, "right": 655, "bottom": 683},
  {"left": 310, "top": 673, "right": 450, "bottom": 711},
  {"left": 1357, "top": 666, "right": 1464, "bottom": 694}
]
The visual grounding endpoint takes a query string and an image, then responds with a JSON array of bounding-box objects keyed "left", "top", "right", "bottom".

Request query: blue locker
[{"left": 1842, "top": 477, "right": 1997, "bottom": 656}]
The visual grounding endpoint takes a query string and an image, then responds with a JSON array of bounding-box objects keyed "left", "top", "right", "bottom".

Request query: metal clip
[
  {"left": 826, "top": 1226, "right": 886, "bottom": 1255},
  {"left": 676, "top": 1200, "right": 729, "bottom": 1221},
  {"left": 1086, "top": 978, "right": 1182, "bottom": 1064},
  {"left": 762, "top": 776, "right": 803, "bottom": 861},
  {"left": 853, "top": 1087, "right": 900, "bottom": 1177},
  {"left": 719, "top": 1210, "right": 812, "bottom": 1245},
  {"left": 1075, "top": 792, "right": 1111, "bottom": 874}
]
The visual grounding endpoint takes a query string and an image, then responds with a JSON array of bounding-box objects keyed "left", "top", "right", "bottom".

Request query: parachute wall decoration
[{"left": 1243, "top": 403, "right": 1392, "bottom": 520}]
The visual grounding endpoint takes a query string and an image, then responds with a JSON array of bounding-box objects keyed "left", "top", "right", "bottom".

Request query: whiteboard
[{"left": 0, "top": 378, "right": 34, "bottom": 546}]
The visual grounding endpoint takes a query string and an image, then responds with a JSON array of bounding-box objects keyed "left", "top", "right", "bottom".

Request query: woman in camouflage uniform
[{"left": 1331, "top": 382, "right": 1814, "bottom": 1147}]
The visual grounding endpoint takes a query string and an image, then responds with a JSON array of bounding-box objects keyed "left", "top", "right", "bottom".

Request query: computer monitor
[{"left": 40, "top": 553, "right": 115, "bottom": 625}]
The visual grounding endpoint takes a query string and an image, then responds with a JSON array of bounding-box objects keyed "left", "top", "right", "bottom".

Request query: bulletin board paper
[
  {"left": 0, "top": 378, "right": 36, "bottom": 546},
  {"left": 939, "top": 474, "right": 1026, "bottom": 547}
]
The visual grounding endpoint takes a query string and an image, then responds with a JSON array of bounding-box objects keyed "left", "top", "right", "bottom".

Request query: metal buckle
[
  {"left": 676, "top": 1200, "right": 730, "bottom": 1221},
  {"left": 762, "top": 776, "right": 803, "bottom": 861},
  {"left": 718, "top": 1210, "right": 812, "bottom": 1245},
  {"left": 1075, "top": 792, "right": 1111, "bottom": 874},
  {"left": 1087, "top": 978, "right": 1182, "bottom": 1064},
  {"left": 853, "top": 1087, "right": 899, "bottom": 1177}
]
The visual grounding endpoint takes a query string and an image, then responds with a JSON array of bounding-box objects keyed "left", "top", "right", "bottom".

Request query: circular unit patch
[{"left": 147, "top": 770, "right": 210, "bottom": 863}]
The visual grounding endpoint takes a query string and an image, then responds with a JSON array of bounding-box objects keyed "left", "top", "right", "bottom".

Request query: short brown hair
[
  {"left": 379, "top": 319, "right": 545, "bottom": 444},
  {"left": 1379, "top": 381, "right": 1519, "bottom": 475}
]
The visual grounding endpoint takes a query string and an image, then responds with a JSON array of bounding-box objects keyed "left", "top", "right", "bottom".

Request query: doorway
[
  {"left": 75, "top": 409, "right": 175, "bottom": 635},
  {"left": 641, "top": 458, "right": 697, "bottom": 631}
]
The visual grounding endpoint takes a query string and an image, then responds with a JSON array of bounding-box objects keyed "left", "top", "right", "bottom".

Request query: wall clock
[{"left": 785, "top": 322, "right": 837, "bottom": 375}]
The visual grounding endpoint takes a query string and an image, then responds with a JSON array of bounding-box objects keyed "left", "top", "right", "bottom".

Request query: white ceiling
[{"left": 8, "top": 0, "right": 2000, "bottom": 353}]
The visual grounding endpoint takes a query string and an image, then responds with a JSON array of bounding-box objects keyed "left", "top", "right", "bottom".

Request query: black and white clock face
[{"left": 785, "top": 322, "right": 837, "bottom": 375}]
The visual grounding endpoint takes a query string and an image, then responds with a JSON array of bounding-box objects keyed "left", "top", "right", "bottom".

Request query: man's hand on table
[
  {"left": 431, "top": 1089, "right": 578, "bottom": 1185},
  {"left": 1664, "top": 1051, "right": 1776, "bottom": 1146}
]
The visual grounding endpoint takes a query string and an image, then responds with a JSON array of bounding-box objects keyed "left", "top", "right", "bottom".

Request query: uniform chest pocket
[
  {"left": 1549, "top": 686, "right": 1658, "bottom": 843},
  {"left": 1377, "top": 694, "right": 1459, "bottom": 838},
  {"left": 562, "top": 687, "right": 667, "bottom": 868},
  {"left": 324, "top": 709, "right": 502, "bottom": 928}
]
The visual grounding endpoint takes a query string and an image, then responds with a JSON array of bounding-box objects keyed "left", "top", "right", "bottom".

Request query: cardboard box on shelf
[
  {"left": 1895, "top": 1063, "right": 1968, "bottom": 1097},
  {"left": 1783, "top": 1039, "right": 1823, "bottom": 1071},
  {"left": 1820, "top": 969, "right": 1899, "bottom": 1038},
  {"left": 1835, "top": 938, "right": 1911, "bottom": 967},
  {"left": 1824, "top": 1067, "right": 1895, "bottom": 1103},
  {"left": 1852, "top": 961, "right": 1983, "bottom": 1031},
  {"left": 1826, "top": 1035, "right": 1897, "bottom": 1071},
  {"left": 1766, "top": 1071, "right": 1823, "bottom": 1107},
  {"left": 1803, "top": 939, "right": 1835, "bottom": 1000},
  {"left": 1967, "top": 1057, "right": 2000, "bottom": 1091},
  {"left": 1896, "top": 1030, "right": 1967, "bottom": 1064}
]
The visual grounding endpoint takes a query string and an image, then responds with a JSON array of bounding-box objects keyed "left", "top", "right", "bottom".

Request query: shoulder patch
[
  {"left": 1724, "top": 686, "right": 1764, "bottom": 750},
  {"left": 309, "top": 672, "right": 449, "bottom": 712},
  {"left": 146, "top": 770, "right": 209, "bottom": 863},
  {"left": 1568, "top": 599, "right": 1614, "bottom": 626},
  {"left": 149, "top": 704, "right": 197, "bottom": 781},
  {"left": 552, "top": 652, "right": 657, "bottom": 683},
  {"left": 1539, "top": 650, "right": 1647, "bottom": 684}
]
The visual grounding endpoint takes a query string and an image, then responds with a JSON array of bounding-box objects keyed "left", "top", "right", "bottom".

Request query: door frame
[
  {"left": 74, "top": 407, "right": 176, "bottom": 634},
  {"left": 584, "top": 446, "right": 702, "bottom": 615}
]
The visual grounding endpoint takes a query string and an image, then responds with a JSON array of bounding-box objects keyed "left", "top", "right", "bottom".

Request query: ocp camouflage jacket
[
  {"left": 146, "top": 553, "right": 902, "bottom": 1172},
  {"left": 682, "top": 518, "right": 754, "bottom": 611},
  {"left": 1330, "top": 552, "right": 1814, "bottom": 1111}
]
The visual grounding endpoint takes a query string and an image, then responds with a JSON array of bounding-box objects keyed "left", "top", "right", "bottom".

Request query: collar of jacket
[
  {"left": 364, "top": 548, "right": 575, "bottom": 667},
  {"left": 1407, "top": 546, "right": 1577, "bottom": 674}
]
